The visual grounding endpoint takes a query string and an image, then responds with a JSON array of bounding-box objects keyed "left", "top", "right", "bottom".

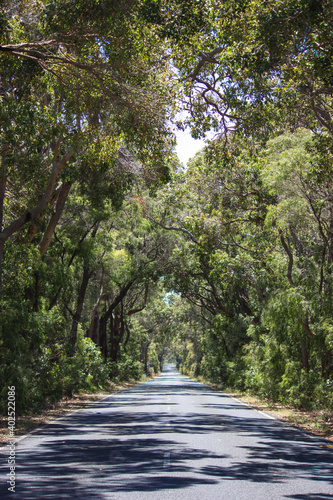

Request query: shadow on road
[{"left": 1, "top": 366, "right": 332, "bottom": 499}]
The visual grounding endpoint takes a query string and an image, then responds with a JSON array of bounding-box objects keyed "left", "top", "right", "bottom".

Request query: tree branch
[
  {"left": 127, "top": 282, "right": 149, "bottom": 316},
  {"left": 279, "top": 231, "right": 295, "bottom": 287},
  {"left": 148, "top": 216, "right": 200, "bottom": 245},
  {"left": 188, "top": 47, "right": 224, "bottom": 81}
]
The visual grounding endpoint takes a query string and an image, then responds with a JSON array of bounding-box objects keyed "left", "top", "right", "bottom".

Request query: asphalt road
[{"left": 1, "top": 364, "right": 333, "bottom": 499}]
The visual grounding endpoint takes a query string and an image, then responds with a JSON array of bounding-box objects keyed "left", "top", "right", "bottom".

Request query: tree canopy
[{"left": 0, "top": 0, "right": 332, "bottom": 415}]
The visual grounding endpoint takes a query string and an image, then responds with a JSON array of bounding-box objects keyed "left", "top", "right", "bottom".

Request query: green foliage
[
  {"left": 60, "top": 333, "right": 109, "bottom": 395},
  {"left": 144, "top": 0, "right": 333, "bottom": 143},
  {"left": 108, "top": 349, "right": 144, "bottom": 382},
  {"left": 0, "top": 308, "right": 108, "bottom": 412},
  {"left": 1, "top": 0, "right": 333, "bottom": 418},
  {"left": 161, "top": 129, "right": 333, "bottom": 411},
  {"left": 0, "top": 302, "right": 66, "bottom": 413},
  {"left": 147, "top": 342, "right": 161, "bottom": 375}
]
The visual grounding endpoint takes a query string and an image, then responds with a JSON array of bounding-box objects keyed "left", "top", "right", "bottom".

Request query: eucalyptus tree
[
  {"left": 251, "top": 129, "right": 333, "bottom": 403},
  {"left": 148, "top": 138, "right": 272, "bottom": 320},
  {"left": 168, "top": 0, "right": 333, "bottom": 139},
  {"left": 0, "top": 0, "right": 180, "bottom": 411},
  {"left": 69, "top": 191, "right": 175, "bottom": 364},
  {"left": 0, "top": 0, "right": 177, "bottom": 297},
  {"left": 140, "top": 138, "right": 270, "bottom": 386}
]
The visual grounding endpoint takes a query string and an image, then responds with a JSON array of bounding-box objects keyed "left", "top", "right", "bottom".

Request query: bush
[
  {"left": 279, "top": 364, "right": 333, "bottom": 409},
  {"left": 60, "top": 334, "right": 109, "bottom": 395},
  {"left": 108, "top": 349, "right": 143, "bottom": 381},
  {"left": 0, "top": 304, "right": 68, "bottom": 413},
  {"left": 148, "top": 344, "right": 160, "bottom": 375}
]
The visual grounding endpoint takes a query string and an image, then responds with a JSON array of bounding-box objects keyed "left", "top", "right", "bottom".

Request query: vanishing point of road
[{"left": 1, "top": 364, "right": 332, "bottom": 499}]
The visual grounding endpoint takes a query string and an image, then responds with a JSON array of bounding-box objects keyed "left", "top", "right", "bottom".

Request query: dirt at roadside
[
  {"left": 187, "top": 373, "right": 333, "bottom": 443},
  {"left": 217, "top": 387, "right": 333, "bottom": 443}
]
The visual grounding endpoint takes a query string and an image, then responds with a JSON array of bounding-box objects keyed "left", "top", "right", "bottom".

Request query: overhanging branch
[{"left": 148, "top": 216, "right": 200, "bottom": 245}]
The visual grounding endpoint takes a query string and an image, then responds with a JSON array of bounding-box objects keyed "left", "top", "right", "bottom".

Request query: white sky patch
[
  {"left": 163, "top": 291, "right": 180, "bottom": 305},
  {"left": 175, "top": 128, "right": 206, "bottom": 166}
]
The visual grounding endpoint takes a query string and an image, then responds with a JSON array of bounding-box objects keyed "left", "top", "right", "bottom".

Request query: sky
[{"left": 174, "top": 128, "right": 207, "bottom": 166}]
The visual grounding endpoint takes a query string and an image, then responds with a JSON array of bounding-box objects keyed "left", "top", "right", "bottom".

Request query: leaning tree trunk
[
  {"left": 0, "top": 146, "right": 74, "bottom": 299},
  {"left": 40, "top": 180, "right": 72, "bottom": 257}
]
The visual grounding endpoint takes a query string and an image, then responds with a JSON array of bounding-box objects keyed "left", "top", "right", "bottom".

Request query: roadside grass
[
  {"left": 0, "top": 377, "right": 147, "bottom": 446},
  {"left": 196, "top": 376, "right": 333, "bottom": 442}
]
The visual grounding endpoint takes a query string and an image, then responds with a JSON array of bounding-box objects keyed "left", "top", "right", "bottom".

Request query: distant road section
[{"left": 1, "top": 364, "right": 332, "bottom": 499}]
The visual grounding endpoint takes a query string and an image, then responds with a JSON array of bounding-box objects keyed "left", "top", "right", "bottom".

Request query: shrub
[
  {"left": 108, "top": 350, "right": 143, "bottom": 381},
  {"left": 60, "top": 334, "right": 109, "bottom": 395}
]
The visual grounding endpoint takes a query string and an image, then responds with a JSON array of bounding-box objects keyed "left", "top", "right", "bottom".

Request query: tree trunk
[
  {"left": 99, "top": 318, "right": 108, "bottom": 359},
  {"left": 142, "top": 341, "right": 150, "bottom": 375},
  {"left": 301, "top": 341, "right": 310, "bottom": 372},
  {"left": 88, "top": 308, "right": 100, "bottom": 345},
  {"left": 0, "top": 147, "right": 74, "bottom": 289},
  {"left": 280, "top": 231, "right": 295, "bottom": 287},
  {"left": 26, "top": 224, "right": 38, "bottom": 243},
  {"left": 69, "top": 261, "right": 92, "bottom": 355},
  {"left": 87, "top": 265, "right": 104, "bottom": 345},
  {"left": 123, "top": 322, "right": 131, "bottom": 347},
  {"left": 303, "top": 315, "right": 316, "bottom": 338},
  {"left": 97, "top": 279, "right": 136, "bottom": 354},
  {"left": 109, "top": 312, "right": 119, "bottom": 362},
  {"left": 40, "top": 180, "right": 72, "bottom": 257},
  {"left": 0, "top": 141, "right": 8, "bottom": 299},
  {"left": 109, "top": 306, "right": 125, "bottom": 363}
]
